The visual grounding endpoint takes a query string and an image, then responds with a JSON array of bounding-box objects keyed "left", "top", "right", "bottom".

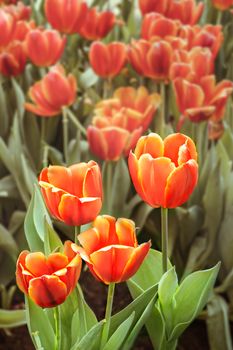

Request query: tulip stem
[
  {"left": 41, "top": 119, "right": 48, "bottom": 168},
  {"left": 158, "top": 82, "right": 166, "bottom": 137},
  {"left": 216, "top": 10, "right": 222, "bottom": 25},
  {"left": 161, "top": 207, "right": 168, "bottom": 274},
  {"left": 66, "top": 108, "right": 87, "bottom": 137},
  {"left": 100, "top": 282, "right": 115, "bottom": 349},
  {"left": 75, "top": 226, "right": 80, "bottom": 244},
  {"left": 54, "top": 306, "right": 60, "bottom": 350},
  {"left": 62, "top": 108, "right": 69, "bottom": 164}
]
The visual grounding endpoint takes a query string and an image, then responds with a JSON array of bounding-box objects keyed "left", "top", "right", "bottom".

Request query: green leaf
[
  {"left": 33, "top": 186, "right": 52, "bottom": 241},
  {"left": 0, "top": 224, "right": 18, "bottom": 260},
  {"left": 25, "top": 297, "right": 55, "bottom": 350},
  {"left": 11, "top": 78, "right": 25, "bottom": 120},
  {"left": 103, "top": 312, "right": 135, "bottom": 350},
  {"left": 44, "top": 218, "right": 62, "bottom": 256},
  {"left": 71, "top": 285, "right": 97, "bottom": 346},
  {"left": 0, "top": 309, "right": 26, "bottom": 328},
  {"left": 110, "top": 283, "right": 158, "bottom": 336},
  {"left": 168, "top": 263, "right": 220, "bottom": 340},
  {"left": 207, "top": 294, "right": 233, "bottom": 350},
  {"left": 79, "top": 68, "right": 99, "bottom": 89},
  {"left": 71, "top": 320, "right": 105, "bottom": 350},
  {"left": 129, "top": 249, "right": 172, "bottom": 291}
]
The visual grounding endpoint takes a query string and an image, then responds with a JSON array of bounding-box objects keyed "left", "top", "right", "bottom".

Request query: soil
[{"left": 0, "top": 269, "right": 210, "bottom": 350}]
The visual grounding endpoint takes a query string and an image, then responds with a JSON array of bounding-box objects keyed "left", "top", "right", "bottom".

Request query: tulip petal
[
  {"left": 165, "top": 159, "right": 198, "bottom": 208},
  {"left": 25, "top": 252, "right": 51, "bottom": 276},
  {"left": 164, "top": 133, "right": 197, "bottom": 166},
  {"left": 16, "top": 251, "right": 31, "bottom": 294},
  {"left": 116, "top": 218, "right": 137, "bottom": 247},
  {"left": 47, "top": 253, "right": 68, "bottom": 272},
  {"left": 28, "top": 275, "right": 67, "bottom": 308},
  {"left": 134, "top": 133, "right": 164, "bottom": 159}
]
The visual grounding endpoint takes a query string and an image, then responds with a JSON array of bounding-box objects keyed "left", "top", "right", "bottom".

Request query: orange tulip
[
  {"left": 170, "top": 47, "right": 214, "bottom": 82},
  {"left": 78, "top": 8, "right": 115, "bottom": 40},
  {"left": 25, "top": 65, "right": 77, "bottom": 117},
  {"left": 39, "top": 162, "right": 103, "bottom": 226},
  {"left": 87, "top": 86, "right": 161, "bottom": 161},
  {"left": 128, "top": 39, "right": 173, "bottom": 81},
  {"left": 128, "top": 133, "right": 198, "bottom": 208},
  {"left": 0, "top": 41, "right": 26, "bottom": 76},
  {"left": 12, "top": 20, "right": 35, "bottom": 41},
  {"left": 141, "top": 13, "right": 181, "bottom": 41},
  {"left": 212, "top": 0, "right": 233, "bottom": 10},
  {"left": 139, "top": 0, "right": 170, "bottom": 15},
  {"left": 167, "top": 0, "right": 204, "bottom": 25},
  {"left": 25, "top": 29, "right": 66, "bottom": 67},
  {"left": 44, "top": 0, "right": 88, "bottom": 34},
  {"left": 89, "top": 41, "right": 127, "bottom": 78},
  {"left": 72, "top": 215, "right": 151, "bottom": 284},
  {"left": 173, "top": 75, "right": 233, "bottom": 123},
  {"left": 179, "top": 25, "right": 223, "bottom": 58},
  {"left": 16, "top": 241, "right": 82, "bottom": 308},
  {"left": 0, "top": 9, "right": 15, "bottom": 48}
]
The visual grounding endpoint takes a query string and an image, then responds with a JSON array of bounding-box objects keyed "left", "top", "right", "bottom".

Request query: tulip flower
[
  {"left": 0, "top": 41, "right": 26, "bottom": 76},
  {"left": 16, "top": 241, "right": 82, "bottom": 308},
  {"left": 3, "top": 1, "right": 31, "bottom": 20},
  {"left": 44, "top": 0, "right": 88, "bottom": 34},
  {"left": 128, "top": 39, "right": 173, "bottom": 81},
  {"left": 167, "top": 0, "right": 204, "bottom": 25},
  {"left": 12, "top": 20, "right": 35, "bottom": 41},
  {"left": 212, "top": 0, "right": 233, "bottom": 10},
  {"left": 179, "top": 25, "right": 223, "bottom": 58},
  {"left": 0, "top": 9, "right": 15, "bottom": 48},
  {"left": 141, "top": 13, "right": 181, "bottom": 41},
  {"left": 173, "top": 75, "right": 233, "bottom": 123},
  {"left": 128, "top": 133, "right": 198, "bottom": 208},
  {"left": 89, "top": 41, "right": 127, "bottom": 78},
  {"left": 170, "top": 47, "right": 214, "bottom": 82},
  {"left": 39, "top": 161, "right": 103, "bottom": 226},
  {"left": 25, "top": 29, "right": 66, "bottom": 67},
  {"left": 25, "top": 65, "right": 77, "bottom": 117},
  {"left": 72, "top": 215, "right": 151, "bottom": 284},
  {"left": 87, "top": 86, "right": 161, "bottom": 161},
  {"left": 139, "top": 0, "right": 170, "bottom": 15},
  {"left": 78, "top": 8, "right": 115, "bottom": 40}
]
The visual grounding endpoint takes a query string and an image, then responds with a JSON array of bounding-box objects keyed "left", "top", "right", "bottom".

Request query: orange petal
[
  {"left": 115, "top": 218, "right": 137, "bottom": 247},
  {"left": 16, "top": 251, "right": 31, "bottom": 294},
  {"left": 25, "top": 252, "right": 51, "bottom": 277},
  {"left": 28, "top": 275, "right": 67, "bottom": 308},
  {"left": 164, "top": 133, "right": 197, "bottom": 166},
  {"left": 138, "top": 154, "right": 175, "bottom": 207},
  {"left": 47, "top": 253, "right": 68, "bottom": 273},
  {"left": 165, "top": 159, "right": 198, "bottom": 208},
  {"left": 134, "top": 133, "right": 164, "bottom": 159},
  {"left": 83, "top": 162, "right": 103, "bottom": 198}
]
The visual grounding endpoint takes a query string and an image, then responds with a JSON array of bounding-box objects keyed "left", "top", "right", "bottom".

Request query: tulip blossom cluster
[
  {"left": 87, "top": 86, "right": 161, "bottom": 160},
  {"left": 211, "top": 0, "right": 233, "bottom": 10}
]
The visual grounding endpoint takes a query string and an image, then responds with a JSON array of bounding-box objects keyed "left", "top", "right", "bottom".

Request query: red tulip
[
  {"left": 128, "top": 133, "right": 198, "bottom": 208},
  {"left": 44, "top": 0, "right": 88, "bottom": 34},
  {"left": 128, "top": 39, "right": 173, "bottom": 81},
  {"left": 25, "top": 65, "right": 77, "bottom": 117},
  {"left": 12, "top": 20, "right": 35, "bottom": 41},
  {"left": 78, "top": 8, "right": 115, "bottom": 40},
  {"left": 139, "top": 0, "right": 170, "bottom": 15},
  {"left": 141, "top": 13, "right": 181, "bottom": 41},
  {"left": 173, "top": 75, "right": 233, "bottom": 123},
  {"left": 170, "top": 47, "right": 214, "bottom": 82},
  {"left": 87, "top": 86, "right": 161, "bottom": 161},
  {"left": 0, "top": 41, "right": 26, "bottom": 76},
  {"left": 211, "top": 0, "right": 233, "bottom": 10},
  {"left": 3, "top": 1, "right": 31, "bottom": 21},
  {"left": 72, "top": 215, "right": 151, "bottom": 284},
  {"left": 89, "top": 41, "right": 127, "bottom": 78},
  {"left": 0, "top": 9, "right": 16, "bottom": 48},
  {"left": 179, "top": 24, "right": 223, "bottom": 58},
  {"left": 167, "top": 0, "right": 204, "bottom": 25},
  {"left": 39, "top": 162, "right": 103, "bottom": 226},
  {"left": 16, "top": 241, "right": 82, "bottom": 308},
  {"left": 25, "top": 29, "right": 66, "bottom": 67}
]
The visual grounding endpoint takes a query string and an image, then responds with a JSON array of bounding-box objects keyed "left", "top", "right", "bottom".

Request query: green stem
[
  {"left": 66, "top": 108, "right": 87, "bottom": 137},
  {"left": 104, "top": 161, "right": 113, "bottom": 214},
  {"left": 161, "top": 207, "right": 168, "bottom": 274},
  {"left": 75, "top": 226, "right": 80, "bottom": 244},
  {"left": 216, "top": 10, "right": 223, "bottom": 25},
  {"left": 54, "top": 306, "right": 60, "bottom": 350},
  {"left": 40, "top": 118, "right": 48, "bottom": 168},
  {"left": 100, "top": 283, "right": 116, "bottom": 349},
  {"left": 62, "top": 108, "right": 69, "bottom": 164},
  {"left": 158, "top": 82, "right": 166, "bottom": 137}
]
